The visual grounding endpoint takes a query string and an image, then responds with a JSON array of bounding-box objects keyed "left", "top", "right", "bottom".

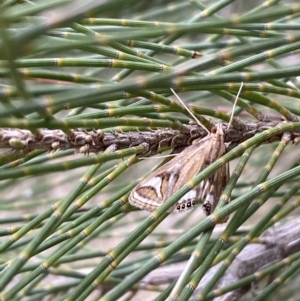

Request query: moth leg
[
  {"left": 170, "top": 146, "right": 185, "bottom": 155},
  {"left": 171, "top": 133, "right": 189, "bottom": 147},
  {"left": 135, "top": 142, "right": 150, "bottom": 158},
  {"left": 158, "top": 137, "right": 172, "bottom": 149}
]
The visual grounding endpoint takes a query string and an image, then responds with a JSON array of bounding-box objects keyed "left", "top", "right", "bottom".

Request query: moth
[{"left": 129, "top": 123, "right": 229, "bottom": 216}]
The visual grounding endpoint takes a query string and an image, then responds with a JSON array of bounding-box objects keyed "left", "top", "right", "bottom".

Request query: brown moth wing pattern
[
  {"left": 129, "top": 136, "right": 210, "bottom": 212},
  {"left": 202, "top": 154, "right": 229, "bottom": 216},
  {"left": 129, "top": 124, "right": 229, "bottom": 214}
]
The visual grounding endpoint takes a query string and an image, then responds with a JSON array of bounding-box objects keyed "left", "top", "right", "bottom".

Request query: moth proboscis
[{"left": 129, "top": 123, "right": 229, "bottom": 216}]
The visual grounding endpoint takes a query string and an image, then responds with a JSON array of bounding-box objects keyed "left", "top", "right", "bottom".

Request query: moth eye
[
  {"left": 205, "top": 159, "right": 211, "bottom": 165},
  {"left": 211, "top": 126, "right": 217, "bottom": 134}
]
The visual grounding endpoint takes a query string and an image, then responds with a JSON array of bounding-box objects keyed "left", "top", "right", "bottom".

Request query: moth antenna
[
  {"left": 227, "top": 82, "right": 244, "bottom": 129},
  {"left": 170, "top": 88, "right": 210, "bottom": 135}
]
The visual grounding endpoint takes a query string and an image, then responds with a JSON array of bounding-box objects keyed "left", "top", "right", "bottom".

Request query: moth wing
[
  {"left": 129, "top": 137, "right": 212, "bottom": 212},
  {"left": 202, "top": 158, "right": 230, "bottom": 216},
  {"left": 175, "top": 139, "right": 229, "bottom": 213}
]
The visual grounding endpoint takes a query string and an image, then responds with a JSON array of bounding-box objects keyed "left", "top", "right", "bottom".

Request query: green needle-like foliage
[{"left": 1, "top": 1, "right": 300, "bottom": 301}]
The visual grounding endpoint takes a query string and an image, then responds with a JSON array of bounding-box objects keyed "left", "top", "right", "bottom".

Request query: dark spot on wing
[{"left": 175, "top": 199, "right": 196, "bottom": 212}]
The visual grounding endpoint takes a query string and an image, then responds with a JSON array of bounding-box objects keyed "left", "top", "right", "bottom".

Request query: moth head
[{"left": 211, "top": 126, "right": 217, "bottom": 134}]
